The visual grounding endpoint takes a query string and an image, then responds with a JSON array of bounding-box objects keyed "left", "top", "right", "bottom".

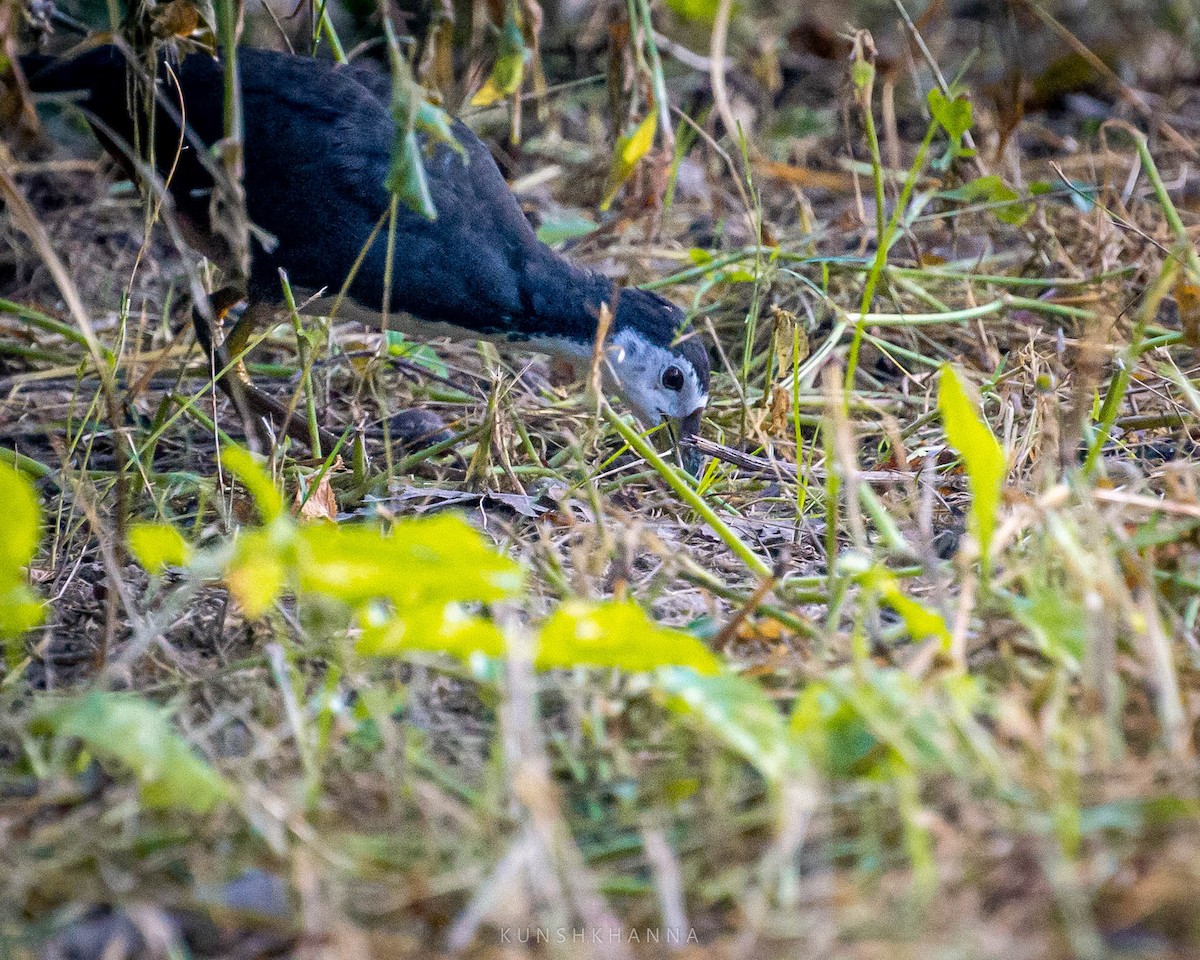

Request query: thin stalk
[
  {"left": 1082, "top": 258, "right": 1176, "bottom": 475},
  {"left": 601, "top": 402, "right": 771, "bottom": 579},
  {"left": 845, "top": 123, "right": 938, "bottom": 387},
  {"left": 281, "top": 274, "right": 323, "bottom": 459},
  {"left": 632, "top": 0, "right": 674, "bottom": 149},
  {"left": 847, "top": 299, "right": 1006, "bottom": 327},
  {"left": 0, "top": 299, "right": 115, "bottom": 362},
  {"left": 1133, "top": 133, "right": 1200, "bottom": 280}
]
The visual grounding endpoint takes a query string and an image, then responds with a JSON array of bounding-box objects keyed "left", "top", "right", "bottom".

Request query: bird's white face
[{"left": 601, "top": 328, "right": 708, "bottom": 435}]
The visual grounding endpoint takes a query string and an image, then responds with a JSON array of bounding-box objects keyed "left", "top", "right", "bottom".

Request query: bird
[{"left": 16, "top": 42, "right": 710, "bottom": 467}]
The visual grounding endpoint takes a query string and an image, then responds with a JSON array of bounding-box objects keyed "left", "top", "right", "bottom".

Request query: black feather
[{"left": 23, "top": 45, "right": 709, "bottom": 392}]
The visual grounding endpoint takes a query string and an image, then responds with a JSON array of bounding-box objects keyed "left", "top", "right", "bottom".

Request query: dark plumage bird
[{"left": 18, "top": 43, "right": 709, "bottom": 460}]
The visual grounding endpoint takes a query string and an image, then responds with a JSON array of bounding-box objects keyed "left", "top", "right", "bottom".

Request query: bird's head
[{"left": 604, "top": 288, "right": 710, "bottom": 471}]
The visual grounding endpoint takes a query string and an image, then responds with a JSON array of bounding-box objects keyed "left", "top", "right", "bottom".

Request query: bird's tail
[
  {"left": 18, "top": 44, "right": 125, "bottom": 95},
  {"left": 16, "top": 54, "right": 55, "bottom": 81}
]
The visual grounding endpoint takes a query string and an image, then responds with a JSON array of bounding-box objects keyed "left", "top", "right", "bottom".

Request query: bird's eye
[{"left": 661, "top": 366, "right": 685, "bottom": 391}]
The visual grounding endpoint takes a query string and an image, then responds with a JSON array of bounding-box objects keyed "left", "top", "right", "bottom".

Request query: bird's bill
[
  {"left": 679, "top": 406, "right": 704, "bottom": 441},
  {"left": 672, "top": 406, "right": 705, "bottom": 476}
]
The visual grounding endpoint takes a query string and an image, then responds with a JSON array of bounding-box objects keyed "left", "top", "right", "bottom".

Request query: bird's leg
[
  {"left": 192, "top": 290, "right": 339, "bottom": 453},
  {"left": 193, "top": 287, "right": 265, "bottom": 451}
]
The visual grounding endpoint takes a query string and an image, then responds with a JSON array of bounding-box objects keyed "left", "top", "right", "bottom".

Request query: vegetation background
[{"left": 2, "top": 0, "right": 1200, "bottom": 957}]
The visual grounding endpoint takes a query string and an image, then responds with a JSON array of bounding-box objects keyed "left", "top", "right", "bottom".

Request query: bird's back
[{"left": 22, "top": 45, "right": 611, "bottom": 341}]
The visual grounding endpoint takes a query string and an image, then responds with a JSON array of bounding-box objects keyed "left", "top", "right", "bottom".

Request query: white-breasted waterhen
[{"left": 17, "top": 43, "right": 710, "bottom": 467}]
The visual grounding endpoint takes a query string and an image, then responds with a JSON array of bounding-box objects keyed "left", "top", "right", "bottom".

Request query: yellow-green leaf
[
  {"left": 469, "top": 10, "right": 528, "bottom": 107},
  {"left": 0, "top": 466, "right": 39, "bottom": 573},
  {"left": 45, "top": 693, "right": 231, "bottom": 813},
  {"left": 356, "top": 603, "right": 506, "bottom": 660},
  {"left": 878, "top": 579, "right": 952, "bottom": 651},
  {"left": 221, "top": 446, "right": 284, "bottom": 524},
  {"left": 938, "top": 364, "right": 1006, "bottom": 560},
  {"left": 0, "top": 582, "right": 43, "bottom": 640},
  {"left": 928, "top": 90, "right": 973, "bottom": 144},
  {"left": 601, "top": 110, "right": 658, "bottom": 211},
  {"left": 128, "top": 522, "right": 191, "bottom": 574},
  {"left": 535, "top": 599, "right": 720, "bottom": 674},
  {"left": 790, "top": 667, "right": 959, "bottom": 779},
  {"left": 226, "top": 529, "right": 288, "bottom": 617},
  {"left": 665, "top": 0, "right": 721, "bottom": 22},
  {"left": 296, "top": 514, "right": 522, "bottom": 609}
]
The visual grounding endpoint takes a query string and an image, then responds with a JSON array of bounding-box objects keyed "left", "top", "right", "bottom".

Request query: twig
[
  {"left": 709, "top": 0, "right": 738, "bottom": 145},
  {"left": 683, "top": 436, "right": 964, "bottom": 488}
]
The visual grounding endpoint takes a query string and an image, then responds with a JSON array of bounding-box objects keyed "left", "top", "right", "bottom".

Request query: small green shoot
[{"left": 938, "top": 364, "right": 1007, "bottom": 569}]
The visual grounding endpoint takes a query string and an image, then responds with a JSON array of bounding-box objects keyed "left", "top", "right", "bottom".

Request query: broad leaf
[
  {"left": 928, "top": 89, "right": 974, "bottom": 168},
  {"left": 928, "top": 89, "right": 972, "bottom": 143},
  {"left": 535, "top": 212, "right": 598, "bottom": 246},
  {"left": 0, "top": 466, "right": 43, "bottom": 642},
  {"left": 665, "top": 0, "right": 721, "bottom": 23},
  {"left": 0, "top": 582, "right": 43, "bottom": 640},
  {"left": 877, "top": 579, "right": 952, "bottom": 650},
  {"left": 1012, "top": 581, "right": 1086, "bottom": 670},
  {"left": 791, "top": 667, "right": 975, "bottom": 779},
  {"left": 0, "top": 466, "right": 39, "bottom": 572},
  {"left": 296, "top": 514, "right": 522, "bottom": 608},
  {"left": 46, "top": 693, "right": 230, "bottom": 812},
  {"left": 383, "top": 24, "right": 463, "bottom": 220},
  {"left": 942, "top": 175, "right": 1032, "bottom": 226},
  {"left": 226, "top": 528, "right": 290, "bottom": 617},
  {"left": 221, "top": 446, "right": 284, "bottom": 524},
  {"left": 129, "top": 522, "right": 191, "bottom": 574},
  {"left": 357, "top": 603, "right": 505, "bottom": 660},
  {"left": 657, "top": 667, "right": 802, "bottom": 783},
  {"left": 536, "top": 600, "right": 720, "bottom": 674}
]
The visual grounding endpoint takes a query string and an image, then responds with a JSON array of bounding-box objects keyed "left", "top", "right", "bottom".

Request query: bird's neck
[{"left": 517, "top": 254, "right": 622, "bottom": 349}]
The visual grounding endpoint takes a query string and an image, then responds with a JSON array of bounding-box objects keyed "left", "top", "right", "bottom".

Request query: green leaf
[
  {"left": 356, "top": 603, "right": 506, "bottom": 660},
  {"left": 469, "top": 8, "right": 529, "bottom": 107},
  {"left": 851, "top": 59, "right": 875, "bottom": 92},
  {"left": 601, "top": 110, "right": 658, "bottom": 211},
  {"left": 0, "top": 582, "right": 43, "bottom": 640},
  {"left": 382, "top": 23, "right": 462, "bottom": 220},
  {"left": 938, "top": 365, "right": 1007, "bottom": 560},
  {"left": 791, "top": 667, "right": 971, "bottom": 779},
  {"left": 0, "top": 466, "right": 39, "bottom": 573},
  {"left": 657, "top": 667, "right": 802, "bottom": 782},
  {"left": 0, "top": 467, "right": 44, "bottom": 644},
  {"left": 385, "top": 331, "right": 449, "bottom": 377},
  {"left": 226, "top": 528, "right": 289, "bottom": 617},
  {"left": 1011, "top": 581, "right": 1086, "bottom": 669},
  {"left": 664, "top": 0, "right": 721, "bottom": 22},
  {"left": 791, "top": 681, "right": 881, "bottom": 777},
  {"left": 927, "top": 89, "right": 974, "bottom": 168},
  {"left": 535, "top": 600, "right": 721, "bottom": 674},
  {"left": 535, "top": 212, "right": 598, "bottom": 247},
  {"left": 412, "top": 101, "right": 466, "bottom": 160},
  {"left": 928, "top": 89, "right": 973, "bottom": 142},
  {"left": 45, "top": 693, "right": 231, "bottom": 812},
  {"left": 386, "top": 129, "right": 438, "bottom": 221},
  {"left": 297, "top": 514, "right": 522, "bottom": 609},
  {"left": 876, "top": 578, "right": 952, "bottom": 650},
  {"left": 221, "top": 446, "right": 284, "bottom": 524},
  {"left": 128, "top": 522, "right": 191, "bottom": 574},
  {"left": 942, "top": 175, "right": 1033, "bottom": 226}
]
